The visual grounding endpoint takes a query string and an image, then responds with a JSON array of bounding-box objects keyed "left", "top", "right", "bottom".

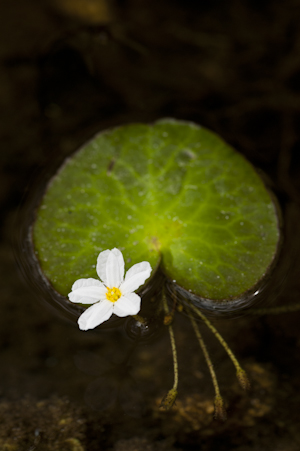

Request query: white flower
[{"left": 68, "top": 248, "right": 152, "bottom": 331}]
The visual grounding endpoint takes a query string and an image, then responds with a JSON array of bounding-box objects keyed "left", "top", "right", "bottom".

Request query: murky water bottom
[{"left": 2, "top": 0, "right": 300, "bottom": 449}]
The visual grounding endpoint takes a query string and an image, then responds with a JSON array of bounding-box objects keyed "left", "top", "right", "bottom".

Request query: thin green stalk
[
  {"left": 188, "top": 311, "right": 221, "bottom": 398},
  {"left": 168, "top": 322, "right": 179, "bottom": 391},
  {"left": 188, "top": 309, "right": 226, "bottom": 420},
  {"left": 160, "top": 292, "right": 178, "bottom": 409},
  {"left": 189, "top": 302, "right": 250, "bottom": 390}
]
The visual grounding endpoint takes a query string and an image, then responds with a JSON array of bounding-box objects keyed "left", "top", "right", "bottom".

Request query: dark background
[{"left": 1, "top": 0, "right": 300, "bottom": 449}]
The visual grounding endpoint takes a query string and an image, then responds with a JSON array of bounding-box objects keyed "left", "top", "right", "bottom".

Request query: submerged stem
[
  {"left": 168, "top": 322, "right": 179, "bottom": 391},
  {"left": 160, "top": 292, "right": 178, "bottom": 409},
  {"left": 188, "top": 309, "right": 227, "bottom": 420},
  {"left": 188, "top": 312, "right": 219, "bottom": 395},
  {"left": 162, "top": 293, "right": 178, "bottom": 391},
  {"left": 188, "top": 302, "right": 250, "bottom": 390}
]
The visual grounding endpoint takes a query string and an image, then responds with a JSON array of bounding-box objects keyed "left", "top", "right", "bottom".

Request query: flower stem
[
  {"left": 188, "top": 302, "right": 250, "bottom": 390},
  {"left": 131, "top": 314, "right": 147, "bottom": 324},
  {"left": 160, "top": 292, "right": 178, "bottom": 409},
  {"left": 168, "top": 321, "right": 179, "bottom": 391},
  {"left": 188, "top": 309, "right": 226, "bottom": 420},
  {"left": 162, "top": 293, "right": 178, "bottom": 391}
]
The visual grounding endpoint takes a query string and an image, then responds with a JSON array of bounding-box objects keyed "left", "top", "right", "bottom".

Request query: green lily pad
[{"left": 33, "top": 119, "right": 280, "bottom": 301}]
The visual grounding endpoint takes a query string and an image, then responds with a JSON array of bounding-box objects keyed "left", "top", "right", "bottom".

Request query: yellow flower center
[{"left": 106, "top": 287, "right": 122, "bottom": 303}]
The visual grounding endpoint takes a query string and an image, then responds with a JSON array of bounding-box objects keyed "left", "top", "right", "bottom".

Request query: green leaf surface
[{"left": 33, "top": 119, "right": 280, "bottom": 301}]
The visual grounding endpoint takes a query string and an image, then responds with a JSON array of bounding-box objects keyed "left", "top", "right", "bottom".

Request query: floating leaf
[{"left": 33, "top": 119, "right": 280, "bottom": 302}]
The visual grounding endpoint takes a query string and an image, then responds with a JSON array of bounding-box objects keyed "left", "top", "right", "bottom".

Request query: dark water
[{"left": 2, "top": 0, "right": 300, "bottom": 449}]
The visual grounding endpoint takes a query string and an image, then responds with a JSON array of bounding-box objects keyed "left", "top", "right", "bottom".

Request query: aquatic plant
[{"left": 30, "top": 119, "right": 283, "bottom": 418}]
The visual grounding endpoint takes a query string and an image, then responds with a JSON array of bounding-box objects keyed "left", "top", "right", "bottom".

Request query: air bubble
[{"left": 125, "top": 316, "right": 160, "bottom": 341}]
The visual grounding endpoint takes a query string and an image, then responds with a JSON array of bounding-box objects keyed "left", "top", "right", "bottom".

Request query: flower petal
[
  {"left": 96, "top": 248, "right": 125, "bottom": 286},
  {"left": 105, "top": 248, "right": 125, "bottom": 288},
  {"left": 68, "top": 285, "right": 107, "bottom": 304},
  {"left": 72, "top": 278, "right": 105, "bottom": 291},
  {"left": 78, "top": 300, "right": 113, "bottom": 330},
  {"left": 113, "top": 293, "right": 141, "bottom": 317},
  {"left": 120, "top": 261, "right": 152, "bottom": 294},
  {"left": 96, "top": 249, "right": 111, "bottom": 284}
]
